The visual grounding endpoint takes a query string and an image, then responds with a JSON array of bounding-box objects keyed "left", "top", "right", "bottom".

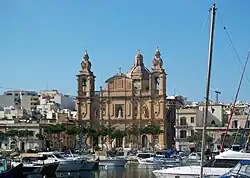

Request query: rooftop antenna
[
  {"left": 118, "top": 67, "right": 122, "bottom": 74},
  {"left": 211, "top": 88, "right": 221, "bottom": 103}
]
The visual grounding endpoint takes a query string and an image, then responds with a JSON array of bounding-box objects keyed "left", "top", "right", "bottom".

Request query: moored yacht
[
  {"left": 152, "top": 150, "right": 250, "bottom": 178},
  {"left": 137, "top": 150, "right": 182, "bottom": 167}
]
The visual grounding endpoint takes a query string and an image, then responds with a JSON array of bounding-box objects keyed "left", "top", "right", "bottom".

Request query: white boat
[
  {"left": 181, "top": 152, "right": 201, "bottom": 166},
  {"left": 137, "top": 150, "right": 182, "bottom": 167},
  {"left": 152, "top": 150, "right": 250, "bottom": 178},
  {"left": 98, "top": 156, "right": 127, "bottom": 167},
  {"left": 219, "top": 160, "right": 250, "bottom": 178},
  {"left": 35, "top": 152, "right": 96, "bottom": 171},
  {"left": 11, "top": 153, "right": 47, "bottom": 171},
  {"left": 135, "top": 152, "right": 155, "bottom": 164}
]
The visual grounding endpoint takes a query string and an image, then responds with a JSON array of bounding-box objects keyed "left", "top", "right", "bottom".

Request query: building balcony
[
  {"left": 175, "top": 125, "right": 194, "bottom": 129},
  {"left": 177, "top": 109, "right": 197, "bottom": 114}
]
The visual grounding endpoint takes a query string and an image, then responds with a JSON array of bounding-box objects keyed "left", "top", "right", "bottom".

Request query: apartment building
[
  {"left": 39, "top": 90, "right": 75, "bottom": 110},
  {"left": 0, "top": 90, "right": 39, "bottom": 111},
  {"left": 175, "top": 102, "right": 226, "bottom": 151}
]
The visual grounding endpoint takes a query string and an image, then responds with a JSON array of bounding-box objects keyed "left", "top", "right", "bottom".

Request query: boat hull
[
  {"left": 152, "top": 166, "right": 231, "bottom": 178},
  {"left": 55, "top": 171, "right": 95, "bottom": 178},
  {"left": 99, "top": 159, "right": 127, "bottom": 167},
  {"left": 56, "top": 160, "right": 96, "bottom": 171}
]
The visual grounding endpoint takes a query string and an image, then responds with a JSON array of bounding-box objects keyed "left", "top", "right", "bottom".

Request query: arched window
[
  {"left": 211, "top": 120, "right": 216, "bottom": 125},
  {"left": 82, "top": 78, "right": 87, "bottom": 87},
  {"left": 155, "top": 77, "right": 159, "bottom": 91}
]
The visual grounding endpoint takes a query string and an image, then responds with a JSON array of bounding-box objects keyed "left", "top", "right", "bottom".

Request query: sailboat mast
[{"left": 200, "top": 3, "right": 216, "bottom": 178}]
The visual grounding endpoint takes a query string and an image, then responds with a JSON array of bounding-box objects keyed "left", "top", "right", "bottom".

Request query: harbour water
[{"left": 79, "top": 164, "right": 158, "bottom": 178}]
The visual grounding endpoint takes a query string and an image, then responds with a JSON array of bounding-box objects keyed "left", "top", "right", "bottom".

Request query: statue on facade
[
  {"left": 81, "top": 50, "right": 92, "bottom": 73},
  {"left": 118, "top": 108, "right": 122, "bottom": 118},
  {"left": 152, "top": 47, "right": 163, "bottom": 71}
]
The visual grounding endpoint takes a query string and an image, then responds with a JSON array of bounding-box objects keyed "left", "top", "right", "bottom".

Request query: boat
[
  {"left": 133, "top": 152, "right": 155, "bottom": 163},
  {"left": 95, "top": 150, "right": 127, "bottom": 168},
  {"left": 0, "top": 158, "right": 23, "bottom": 178},
  {"left": 98, "top": 156, "right": 127, "bottom": 167},
  {"left": 24, "top": 162, "right": 59, "bottom": 178},
  {"left": 181, "top": 152, "right": 201, "bottom": 166},
  {"left": 152, "top": 150, "right": 250, "bottom": 178},
  {"left": 137, "top": 150, "right": 182, "bottom": 167},
  {"left": 153, "top": 3, "right": 249, "bottom": 177},
  {"left": 11, "top": 153, "right": 46, "bottom": 173},
  {"left": 37, "top": 152, "right": 97, "bottom": 171},
  {"left": 219, "top": 160, "right": 250, "bottom": 178}
]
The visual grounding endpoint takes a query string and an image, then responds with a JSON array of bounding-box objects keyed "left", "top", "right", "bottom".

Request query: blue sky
[{"left": 0, "top": 0, "right": 250, "bottom": 102}]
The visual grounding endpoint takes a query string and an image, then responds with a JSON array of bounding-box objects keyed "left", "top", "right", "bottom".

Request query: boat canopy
[{"left": 239, "top": 160, "right": 250, "bottom": 165}]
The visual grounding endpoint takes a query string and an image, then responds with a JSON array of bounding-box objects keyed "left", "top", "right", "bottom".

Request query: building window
[
  {"left": 232, "top": 120, "right": 238, "bottom": 128},
  {"left": 117, "top": 79, "right": 123, "bottom": 88},
  {"left": 211, "top": 120, "right": 216, "bottom": 125},
  {"left": 247, "top": 121, "right": 250, "bottom": 128},
  {"left": 191, "top": 130, "right": 194, "bottom": 136},
  {"left": 155, "top": 77, "right": 159, "bottom": 92},
  {"left": 180, "top": 130, "right": 187, "bottom": 138},
  {"left": 190, "top": 117, "right": 194, "bottom": 123},
  {"left": 115, "top": 104, "right": 124, "bottom": 118},
  {"left": 82, "top": 78, "right": 87, "bottom": 87},
  {"left": 180, "top": 117, "right": 187, "bottom": 126}
]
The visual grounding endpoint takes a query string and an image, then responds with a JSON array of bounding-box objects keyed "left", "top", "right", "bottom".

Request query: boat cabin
[
  {"left": 136, "top": 153, "right": 155, "bottom": 159},
  {"left": 204, "top": 150, "right": 250, "bottom": 168}
]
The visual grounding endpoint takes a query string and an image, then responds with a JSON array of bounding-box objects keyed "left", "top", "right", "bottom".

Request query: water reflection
[{"left": 93, "top": 165, "right": 158, "bottom": 178}]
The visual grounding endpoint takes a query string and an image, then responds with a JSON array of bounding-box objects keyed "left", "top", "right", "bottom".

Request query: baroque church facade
[{"left": 76, "top": 48, "right": 168, "bottom": 148}]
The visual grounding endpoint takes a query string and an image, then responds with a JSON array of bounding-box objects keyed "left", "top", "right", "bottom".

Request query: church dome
[{"left": 127, "top": 50, "right": 150, "bottom": 79}]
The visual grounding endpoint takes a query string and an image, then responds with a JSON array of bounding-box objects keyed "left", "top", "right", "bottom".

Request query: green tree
[
  {"left": 5, "top": 130, "right": 18, "bottom": 137},
  {"left": 141, "top": 124, "right": 164, "bottom": 150},
  {"left": 97, "top": 126, "right": 114, "bottom": 149},
  {"left": 126, "top": 125, "right": 140, "bottom": 146},
  {"left": 0, "top": 131, "right": 5, "bottom": 140},
  {"left": 43, "top": 124, "right": 66, "bottom": 149},
  {"left": 35, "top": 133, "right": 44, "bottom": 140},
  {"left": 111, "top": 130, "right": 126, "bottom": 147},
  {"left": 18, "top": 130, "right": 28, "bottom": 137},
  {"left": 187, "top": 132, "right": 213, "bottom": 151}
]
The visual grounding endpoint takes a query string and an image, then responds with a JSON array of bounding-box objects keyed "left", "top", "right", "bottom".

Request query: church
[{"left": 76, "top": 48, "right": 168, "bottom": 149}]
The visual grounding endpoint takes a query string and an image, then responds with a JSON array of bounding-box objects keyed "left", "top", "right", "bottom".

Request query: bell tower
[
  {"left": 150, "top": 47, "right": 167, "bottom": 147},
  {"left": 151, "top": 47, "right": 166, "bottom": 96},
  {"left": 76, "top": 50, "right": 95, "bottom": 122}
]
